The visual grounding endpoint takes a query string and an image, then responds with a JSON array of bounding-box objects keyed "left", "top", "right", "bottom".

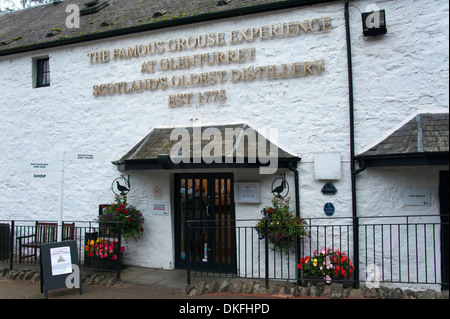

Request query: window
[{"left": 34, "top": 57, "right": 50, "bottom": 88}]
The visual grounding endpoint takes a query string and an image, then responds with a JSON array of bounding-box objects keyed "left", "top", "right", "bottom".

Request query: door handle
[{"left": 206, "top": 205, "right": 210, "bottom": 217}]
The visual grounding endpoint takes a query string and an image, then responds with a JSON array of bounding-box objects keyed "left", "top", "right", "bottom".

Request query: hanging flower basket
[
  {"left": 98, "top": 194, "right": 144, "bottom": 242},
  {"left": 255, "top": 197, "right": 309, "bottom": 252}
]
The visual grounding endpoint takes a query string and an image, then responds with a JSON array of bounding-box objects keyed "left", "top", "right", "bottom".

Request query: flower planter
[
  {"left": 92, "top": 253, "right": 122, "bottom": 271},
  {"left": 301, "top": 276, "right": 354, "bottom": 288},
  {"left": 84, "top": 231, "right": 98, "bottom": 266}
]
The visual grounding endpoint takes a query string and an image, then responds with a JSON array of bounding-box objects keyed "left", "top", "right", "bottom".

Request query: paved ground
[
  {"left": 0, "top": 265, "right": 288, "bottom": 299},
  {"left": 0, "top": 266, "right": 445, "bottom": 319}
]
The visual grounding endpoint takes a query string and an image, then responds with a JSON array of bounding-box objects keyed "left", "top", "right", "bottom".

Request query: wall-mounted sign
[
  {"left": 153, "top": 185, "right": 162, "bottom": 199},
  {"left": 321, "top": 182, "right": 337, "bottom": 195},
  {"left": 403, "top": 187, "right": 431, "bottom": 206},
  {"left": 19, "top": 161, "right": 60, "bottom": 182},
  {"left": 66, "top": 152, "right": 106, "bottom": 162},
  {"left": 151, "top": 200, "right": 169, "bottom": 215},
  {"left": 324, "top": 202, "right": 335, "bottom": 216},
  {"left": 314, "top": 153, "right": 341, "bottom": 180},
  {"left": 235, "top": 182, "right": 261, "bottom": 203}
]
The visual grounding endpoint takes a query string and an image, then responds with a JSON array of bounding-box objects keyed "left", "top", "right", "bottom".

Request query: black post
[
  {"left": 345, "top": 0, "right": 360, "bottom": 289},
  {"left": 9, "top": 221, "right": 14, "bottom": 270},
  {"left": 264, "top": 219, "right": 269, "bottom": 289},
  {"left": 116, "top": 222, "right": 122, "bottom": 282},
  {"left": 296, "top": 235, "right": 302, "bottom": 285},
  {"left": 186, "top": 220, "right": 191, "bottom": 285}
]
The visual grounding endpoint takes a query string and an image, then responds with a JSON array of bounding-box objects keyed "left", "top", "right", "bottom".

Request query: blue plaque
[{"left": 324, "top": 202, "right": 335, "bottom": 216}]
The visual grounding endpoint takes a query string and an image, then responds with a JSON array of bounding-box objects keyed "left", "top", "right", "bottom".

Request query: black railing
[
  {"left": 0, "top": 220, "right": 123, "bottom": 281},
  {"left": 2, "top": 216, "right": 447, "bottom": 289},
  {"left": 186, "top": 215, "right": 448, "bottom": 289}
]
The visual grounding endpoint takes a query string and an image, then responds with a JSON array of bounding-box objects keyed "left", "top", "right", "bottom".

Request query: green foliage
[
  {"left": 255, "top": 197, "right": 308, "bottom": 252},
  {"left": 99, "top": 194, "right": 144, "bottom": 242},
  {"left": 298, "top": 247, "right": 355, "bottom": 283}
]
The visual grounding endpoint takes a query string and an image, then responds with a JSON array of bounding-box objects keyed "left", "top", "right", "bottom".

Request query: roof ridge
[{"left": 416, "top": 114, "right": 424, "bottom": 153}]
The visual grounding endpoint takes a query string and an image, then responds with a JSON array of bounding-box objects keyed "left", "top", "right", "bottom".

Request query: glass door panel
[{"left": 175, "top": 173, "right": 236, "bottom": 273}]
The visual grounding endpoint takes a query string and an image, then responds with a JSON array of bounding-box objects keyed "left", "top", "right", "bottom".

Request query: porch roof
[
  {"left": 356, "top": 113, "right": 449, "bottom": 167},
  {"left": 112, "top": 123, "right": 300, "bottom": 171}
]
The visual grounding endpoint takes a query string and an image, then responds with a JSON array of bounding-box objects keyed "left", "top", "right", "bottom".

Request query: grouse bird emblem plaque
[
  {"left": 111, "top": 175, "right": 130, "bottom": 195},
  {"left": 271, "top": 173, "right": 289, "bottom": 198}
]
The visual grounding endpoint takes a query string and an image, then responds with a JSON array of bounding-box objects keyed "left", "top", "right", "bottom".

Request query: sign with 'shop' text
[{"left": 19, "top": 160, "right": 61, "bottom": 182}]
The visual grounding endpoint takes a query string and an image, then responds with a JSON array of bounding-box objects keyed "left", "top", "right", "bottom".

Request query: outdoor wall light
[
  {"left": 362, "top": 10, "right": 387, "bottom": 36},
  {"left": 157, "top": 154, "right": 174, "bottom": 169}
]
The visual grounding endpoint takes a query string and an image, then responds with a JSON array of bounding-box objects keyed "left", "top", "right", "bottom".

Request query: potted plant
[
  {"left": 98, "top": 194, "right": 144, "bottom": 243},
  {"left": 255, "top": 197, "right": 309, "bottom": 252},
  {"left": 297, "top": 246, "right": 355, "bottom": 286}
]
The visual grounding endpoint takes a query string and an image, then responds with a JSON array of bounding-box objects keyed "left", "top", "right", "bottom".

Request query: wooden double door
[{"left": 174, "top": 173, "right": 237, "bottom": 273}]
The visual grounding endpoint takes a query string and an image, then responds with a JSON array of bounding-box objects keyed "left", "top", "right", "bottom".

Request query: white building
[{"left": 0, "top": 0, "right": 448, "bottom": 289}]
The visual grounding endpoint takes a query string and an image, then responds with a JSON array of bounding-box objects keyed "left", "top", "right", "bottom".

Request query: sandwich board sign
[{"left": 39, "top": 240, "right": 82, "bottom": 298}]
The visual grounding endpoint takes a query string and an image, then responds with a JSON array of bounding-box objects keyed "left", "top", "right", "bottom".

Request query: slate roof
[
  {"left": 113, "top": 123, "right": 299, "bottom": 170},
  {"left": 356, "top": 113, "right": 449, "bottom": 166},
  {"left": 0, "top": 0, "right": 338, "bottom": 56},
  {"left": 359, "top": 113, "right": 449, "bottom": 157}
]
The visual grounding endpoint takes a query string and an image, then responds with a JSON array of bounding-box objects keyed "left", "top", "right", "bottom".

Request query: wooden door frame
[{"left": 174, "top": 173, "right": 237, "bottom": 273}]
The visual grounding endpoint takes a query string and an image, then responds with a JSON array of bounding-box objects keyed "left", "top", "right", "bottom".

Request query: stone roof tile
[
  {"left": 118, "top": 123, "right": 297, "bottom": 161},
  {"left": 359, "top": 113, "right": 449, "bottom": 157},
  {"left": 0, "top": 0, "right": 316, "bottom": 54}
]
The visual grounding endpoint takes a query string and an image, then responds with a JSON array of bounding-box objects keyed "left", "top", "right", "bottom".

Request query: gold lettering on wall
[{"left": 88, "top": 16, "right": 333, "bottom": 102}]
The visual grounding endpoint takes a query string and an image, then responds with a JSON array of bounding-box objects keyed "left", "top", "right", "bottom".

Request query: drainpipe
[
  {"left": 288, "top": 160, "right": 300, "bottom": 218},
  {"left": 288, "top": 160, "right": 302, "bottom": 285},
  {"left": 344, "top": 0, "right": 362, "bottom": 289}
]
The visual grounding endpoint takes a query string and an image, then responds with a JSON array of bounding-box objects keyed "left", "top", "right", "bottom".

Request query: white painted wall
[{"left": 0, "top": 0, "right": 448, "bottom": 274}]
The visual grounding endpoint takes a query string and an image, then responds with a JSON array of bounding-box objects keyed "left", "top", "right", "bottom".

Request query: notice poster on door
[
  {"left": 151, "top": 200, "right": 169, "bottom": 215},
  {"left": 50, "top": 246, "right": 72, "bottom": 276}
]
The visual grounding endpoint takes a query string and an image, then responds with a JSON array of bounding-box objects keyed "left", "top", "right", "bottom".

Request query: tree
[
  {"left": 1, "top": 0, "right": 56, "bottom": 12},
  {"left": 21, "top": 0, "right": 54, "bottom": 8}
]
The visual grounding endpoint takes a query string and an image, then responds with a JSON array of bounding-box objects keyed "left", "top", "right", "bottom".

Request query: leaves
[
  {"left": 255, "top": 197, "right": 309, "bottom": 252},
  {"left": 98, "top": 194, "right": 144, "bottom": 242},
  {"left": 298, "top": 247, "right": 355, "bottom": 283}
]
